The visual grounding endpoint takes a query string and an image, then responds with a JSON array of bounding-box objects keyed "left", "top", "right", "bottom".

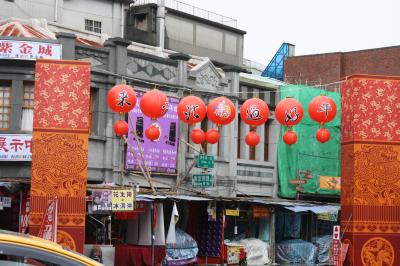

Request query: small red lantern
[
  {"left": 275, "top": 98, "right": 304, "bottom": 126},
  {"left": 178, "top": 95, "right": 207, "bottom": 124},
  {"left": 205, "top": 129, "right": 220, "bottom": 144},
  {"left": 140, "top": 89, "right": 169, "bottom": 119},
  {"left": 245, "top": 131, "right": 260, "bottom": 147},
  {"left": 207, "top": 97, "right": 236, "bottom": 126},
  {"left": 283, "top": 130, "right": 297, "bottom": 145},
  {"left": 145, "top": 124, "right": 161, "bottom": 141},
  {"left": 316, "top": 128, "right": 331, "bottom": 143},
  {"left": 308, "top": 95, "right": 337, "bottom": 124},
  {"left": 113, "top": 120, "right": 129, "bottom": 136},
  {"left": 240, "top": 98, "right": 269, "bottom": 126},
  {"left": 107, "top": 84, "right": 137, "bottom": 113},
  {"left": 191, "top": 129, "right": 206, "bottom": 144}
]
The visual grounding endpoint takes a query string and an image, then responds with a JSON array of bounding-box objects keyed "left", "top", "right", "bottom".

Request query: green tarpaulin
[{"left": 277, "top": 85, "right": 340, "bottom": 198}]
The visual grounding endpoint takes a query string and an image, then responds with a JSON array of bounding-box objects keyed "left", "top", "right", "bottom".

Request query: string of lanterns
[{"left": 106, "top": 84, "right": 337, "bottom": 146}]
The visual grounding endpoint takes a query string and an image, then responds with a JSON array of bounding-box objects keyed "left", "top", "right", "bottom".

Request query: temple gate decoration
[
  {"left": 341, "top": 75, "right": 400, "bottom": 266},
  {"left": 29, "top": 59, "right": 91, "bottom": 253}
]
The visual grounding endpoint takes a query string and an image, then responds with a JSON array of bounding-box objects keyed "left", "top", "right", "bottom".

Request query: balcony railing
[{"left": 131, "top": 0, "right": 238, "bottom": 28}]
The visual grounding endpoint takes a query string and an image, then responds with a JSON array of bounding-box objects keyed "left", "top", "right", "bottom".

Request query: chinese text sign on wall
[
  {"left": 0, "top": 40, "right": 62, "bottom": 60},
  {"left": 0, "top": 134, "right": 32, "bottom": 161}
]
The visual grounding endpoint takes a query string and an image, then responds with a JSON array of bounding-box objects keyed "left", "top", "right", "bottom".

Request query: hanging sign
[
  {"left": 38, "top": 199, "right": 58, "bottom": 242},
  {"left": 225, "top": 209, "right": 240, "bottom": 216},
  {"left": 196, "top": 154, "right": 215, "bottom": 168},
  {"left": 0, "top": 39, "right": 62, "bottom": 60},
  {"left": 252, "top": 206, "right": 270, "bottom": 218},
  {"left": 19, "top": 190, "right": 30, "bottom": 234},
  {"left": 111, "top": 189, "right": 135, "bottom": 212},
  {"left": 192, "top": 174, "right": 213, "bottom": 188}
]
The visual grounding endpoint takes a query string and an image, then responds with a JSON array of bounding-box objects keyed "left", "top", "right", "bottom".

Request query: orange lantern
[
  {"left": 245, "top": 131, "right": 260, "bottom": 146},
  {"left": 107, "top": 84, "right": 136, "bottom": 113},
  {"left": 145, "top": 124, "right": 161, "bottom": 141},
  {"left": 308, "top": 95, "right": 337, "bottom": 125},
  {"left": 240, "top": 98, "right": 269, "bottom": 126},
  {"left": 283, "top": 130, "right": 297, "bottom": 145},
  {"left": 113, "top": 120, "right": 129, "bottom": 136},
  {"left": 275, "top": 98, "right": 304, "bottom": 127},
  {"left": 177, "top": 95, "right": 207, "bottom": 124},
  {"left": 207, "top": 97, "right": 236, "bottom": 126},
  {"left": 191, "top": 129, "right": 206, "bottom": 144},
  {"left": 205, "top": 129, "right": 220, "bottom": 144},
  {"left": 140, "top": 89, "right": 169, "bottom": 119},
  {"left": 316, "top": 128, "right": 331, "bottom": 143}
]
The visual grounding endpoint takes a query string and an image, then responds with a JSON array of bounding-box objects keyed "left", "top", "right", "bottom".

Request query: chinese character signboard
[
  {"left": 111, "top": 189, "right": 135, "bottom": 212},
  {"left": 192, "top": 174, "right": 213, "bottom": 188},
  {"left": 126, "top": 91, "right": 179, "bottom": 174},
  {"left": 19, "top": 190, "right": 30, "bottom": 234},
  {"left": 38, "top": 199, "right": 58, "bottom": 242},
  {"left": 0, "top": 40, "right": 62, "bottom": 60},
  {"left": 196, "top": 154, "right": 214, "bottom": 168},
  {"left": 91, "top": 190, "right": 112, "bottom": 213},
  {"left": 225, "top": 209, "right": 240, "bottom": 216},
  {"left": 0, "top": 134, "right": 32, "bottom": 161}
]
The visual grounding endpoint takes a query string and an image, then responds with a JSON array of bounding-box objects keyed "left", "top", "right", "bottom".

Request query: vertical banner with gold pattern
[
  {"left": 29, "top": 59, "right": 90, "bottom": 253},
  {"left": 341, "top": 75, "right": 400, "bottom": 266}
]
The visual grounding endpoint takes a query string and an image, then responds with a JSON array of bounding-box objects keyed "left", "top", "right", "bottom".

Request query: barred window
[
  {"left": 85, "top": 19, "right": 102, "bottom": 34},
  {"left": 0, "top": 82, "right": 11, "bottom": 130}
]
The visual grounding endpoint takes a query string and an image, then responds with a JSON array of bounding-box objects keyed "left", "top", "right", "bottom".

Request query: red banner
[
  {"left": 19, "top": 190, "right": 30, "bottom": 234},
  {"left": 38, "top": 199, "right": 58, "bottom": 242}
]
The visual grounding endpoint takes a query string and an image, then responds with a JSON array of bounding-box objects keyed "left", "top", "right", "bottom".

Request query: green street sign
[
  {"left": 196, "top": 154, "right": 214, "bottom": 169},
  {"left": 192, "top": 174, "right": 213, "bottom": 188}
]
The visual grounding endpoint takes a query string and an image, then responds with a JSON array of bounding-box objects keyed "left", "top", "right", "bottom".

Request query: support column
[
  {"left": 56, "top": 32, "right": 76, "bottom": 60},
  {"left": 340, "top": 75, "right": 400, "bottom": 266}
]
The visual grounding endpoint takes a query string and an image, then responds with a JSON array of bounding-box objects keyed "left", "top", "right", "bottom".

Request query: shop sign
[
  {"left": 225, "top": 209, "right": 239, "bottom": 216},
  {"left": 126, "top": 91, "right": 179, "bottom": 174},
  {"left": 320, "top": 176, "right": 341, "bottom": 190},
  {"left": 0, "top": 134, "right": 32, "bottom": 161},
  {"left": 192, "top": 174, "right": 213, "bottom": 188},
  {"left": 38, "top": 199, "right": 58, "bottom": 242},
  {"left": 196, "top": 154, "right": 214, "bottom": 169},
  {"left": 252, "top": 206, "right": 270, "bottom": 218},
  {"left": 91, "top": 190, "right": 112, "bottom": 213},
  {"left": 19, "top": 190, "right": 30, "bottom": 234},
  {"left": 0, "top": 196, "right": 12, "bottom": 207},
  {"left": 331, "top": 239, "right": 341, "bottom": 266},
  {"left": 111, "top": 189, "right": 135, "bottom": 212},
  {"left": 0, "top": 39, "right": 62, "bottom": 60}
]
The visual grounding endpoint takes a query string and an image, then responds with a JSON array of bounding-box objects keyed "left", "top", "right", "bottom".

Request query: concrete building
[{"left": 0, "top": 0, "right": 282, "bottom": 198}]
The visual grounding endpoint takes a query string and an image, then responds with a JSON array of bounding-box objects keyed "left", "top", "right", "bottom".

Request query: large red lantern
[
  {"left": 191, "top": 129, "right": 206, "bottom": 144},
  {"left": 316, "top": 128, "right": 331, "bottom": 143},
  {"left": 140, "top": 89, "right": 169, "bottom": 119},
  {"left": 308, "top": 95, "right": 337, "bottom": 124},
  {"left": 207, "top": 97, "right": 236, "bottom": 126},
  {"left": 245, "top": 131, "right": 260, "bottom": 147},
  {"left": 283, "top": 130, "right": 297, "bottom": 145},
  {"left": 240, "top": 98, "right": 269, "bottom": 126},
  {"left": 145, "top": 124, "right": 161, "bottom": 141},
  {"left": 275, "top": 98, "right": 304, "bottom": 127},
  {"left": 113, "top": 120, "right": 129, "bottom": 136},
  {"left": 205, "top": 129, "right": 220, "bottom": 144},
  {"left": 107, "top": 84, "right": 136, "bottom": 113},
  {"left": 177, "top": 95, "right": 207, "bottom": 124}
]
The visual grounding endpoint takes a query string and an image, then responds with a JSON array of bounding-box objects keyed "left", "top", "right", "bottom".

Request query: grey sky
[{"left": 182, "top": 0, "right": 399, "bottom": 64}]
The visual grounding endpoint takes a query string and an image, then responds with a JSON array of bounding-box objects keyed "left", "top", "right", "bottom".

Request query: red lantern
[
  {"left": 113, "top": 120, "right": 129, "bottom": 136},
  {"left": 140, "top": 89, "right": 169, "bottom": 119},
  {"left": 145, "top": 124, "right": 161, "bottom": 141},
  {"left": 308, "top": 95, "right": 337, "bottom": 124},
  {"left": 205, "top": 129, "right": 220, "bottom": 144},
  {"left": 207, "top": 97, "right": 236, "bottom": 126},
  {"left": 316, "top": 128, "right": 331, "bottom": 143},
  {"left": 275, "top": 98, "right": 304, "bottom": 126},
  {"left": 240, "top": 98, "right": 269, "bottom": 126},
  {"left": 191, "top": 129, "right": 206, "bottom": 144},
  {"left": 283, "top": 130, "right": 297, "bottom": 145},
  {"left": 245, "top": 131, "right": 260, "bottom": 147},
  {"left": 107, "top": 84, "right": 137, "bottom": 113},
  {"left": 177, "top": 95, "right": 207, "bottom": 124}
]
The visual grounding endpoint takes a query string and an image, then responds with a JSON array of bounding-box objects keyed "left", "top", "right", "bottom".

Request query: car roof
[{"left": 0, "top": 230, "right": 103, "bottom": 266}]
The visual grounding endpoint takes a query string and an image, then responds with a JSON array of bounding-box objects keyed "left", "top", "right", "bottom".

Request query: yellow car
[{"left": 0, "top": 230, "right": 103, "bottom": 266}]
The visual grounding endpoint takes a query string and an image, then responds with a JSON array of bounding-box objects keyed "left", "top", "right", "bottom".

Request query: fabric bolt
[{"left": 29, "top": 59, "right": 90, "bottom": 253}]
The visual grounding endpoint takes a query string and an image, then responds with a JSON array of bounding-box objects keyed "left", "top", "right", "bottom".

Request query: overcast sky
[{"left": 182, "top": 0, "right": 399, "bottom": 64}]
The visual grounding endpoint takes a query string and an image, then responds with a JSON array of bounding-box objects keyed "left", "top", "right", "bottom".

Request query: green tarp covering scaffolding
[{"left": 277, "top": 85, "right": 341, "bottom": 198}]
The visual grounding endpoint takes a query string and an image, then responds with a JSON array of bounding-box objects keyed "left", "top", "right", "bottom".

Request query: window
[
  {"left": 0, "top": 81, "right": 11, "bottom": 130},
  {"left": 134, "top": 13, "right": 148, "bottom": 31},
  {"left": 237, "top": 114, "right": 241, "bottom": 158},
  {"left": 264, "top": 121, "right": 270, "bottom": 161},
  {"left": 85, "top": 19, "right": 102, "bottom": 34},
  {"left": 21, "top": 82, "right": 34, "bottom": 131}
]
